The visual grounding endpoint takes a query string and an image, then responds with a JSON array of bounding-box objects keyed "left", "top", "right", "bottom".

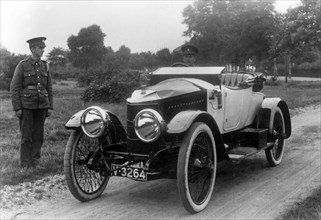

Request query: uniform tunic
[
  {"left": 10, "top": 57, "right": 53, "bottom": 110},
  {"left": 10, "top": 57, "right": 53, "bottom": 168}
]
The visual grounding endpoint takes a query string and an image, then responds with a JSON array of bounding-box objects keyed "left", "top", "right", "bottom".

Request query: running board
[{"left": 228, "top": 143, "right": 274, "bottom": 161}]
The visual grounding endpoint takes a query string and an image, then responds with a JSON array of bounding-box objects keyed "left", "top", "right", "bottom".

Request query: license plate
[{"left": 111, "top": 164, "right": 147, "bottom": 181}]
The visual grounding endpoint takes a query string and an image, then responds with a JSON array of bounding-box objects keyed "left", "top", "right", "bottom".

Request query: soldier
[
  {"left": 10, "top": 37, "right": 53, "bottom": 172},
  {"left": 181, "top": 44, "right": 199, "bottom": 67}
]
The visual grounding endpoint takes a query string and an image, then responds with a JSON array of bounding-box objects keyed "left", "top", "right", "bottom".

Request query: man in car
[
  {"left": 10, "top": 37, "right": 53, "bottom": 172},
  {"left": 181, "top": 44, "right": 199, "bottom": 67}
]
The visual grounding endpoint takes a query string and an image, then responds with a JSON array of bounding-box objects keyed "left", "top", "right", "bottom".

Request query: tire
[
  {"left": 177, "top": 122, "right": 217, "bottom": 213},
  {"left": 265, "top": 107, "right": 285, "bottom": 167},
  {"left": 64, "top": 130, "right": 110, "bottom": 201}
]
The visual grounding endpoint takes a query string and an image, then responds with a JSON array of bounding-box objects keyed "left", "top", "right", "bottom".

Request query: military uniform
[{"left": 10, "top": 37, "right": 53, "bottom": 168}]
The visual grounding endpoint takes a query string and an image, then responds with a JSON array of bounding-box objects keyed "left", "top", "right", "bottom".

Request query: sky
[{"left": 0, "top": 0, "right": 301, "bottom": 56}]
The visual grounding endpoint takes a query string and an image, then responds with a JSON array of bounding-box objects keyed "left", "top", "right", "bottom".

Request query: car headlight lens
[
  {"left": 81, "top": 106, "right": 109, "bottom": 138},
  {"left": 134, "top": 109, "right": 164, "bottom": 143}
]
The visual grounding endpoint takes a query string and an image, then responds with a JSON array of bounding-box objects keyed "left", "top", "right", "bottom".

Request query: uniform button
[
  {"left": 38, "top": 83, "right": 40, "bottom": 85},
  {"left": 37, "top": 69, "right": 39, "bottom": 72}
]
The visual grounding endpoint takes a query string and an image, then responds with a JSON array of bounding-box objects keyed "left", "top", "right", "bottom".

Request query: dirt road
[{"left": 1, "top": 106, "right": 320, "bottom": 220}]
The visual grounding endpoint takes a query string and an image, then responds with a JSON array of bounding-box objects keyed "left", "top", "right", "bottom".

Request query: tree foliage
[
  {"left": 182, "top": 0, "right": 277, "bottom": 68},
  {"left": 114, "top": 45, "right": 131, "bottom": 68},
  {"left": 182, "top": 0, "right": 321, "bottom": 70},
  {"left": 0, "top": 45, "right": 27, "bottom": 90},
  {"left": 46, "top": 47, "right": 67, "bottom": 72},
  {"left": 281, "top": 0, "right": 321, "bottom": 56},
  {"left": 156, "top": 48, "right": 172, "bottom": 66},
  {"left": 67, "top": 24, "right": 106, "bottom": 70}
]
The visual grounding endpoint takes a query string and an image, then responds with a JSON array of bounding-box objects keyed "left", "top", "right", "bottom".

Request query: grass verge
[{"left": 277, "top": 187, "right": 321, "bottom": 220}]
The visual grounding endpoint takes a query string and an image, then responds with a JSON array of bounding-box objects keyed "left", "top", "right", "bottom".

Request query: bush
[
  {"left": 82, "top": 69, "right": 141, "bottom": 103},
  {"left": 76, "top": 70, "right": 96, "bottom": 87},
  {"left": 0, "top": 72, "right": 11, "bottom": 91},
  {"left": 76, "top": 65, "right": 117, "bottom": 87},
  {"left": 50, "top": 71, "right": 69, "bottom": 81}
]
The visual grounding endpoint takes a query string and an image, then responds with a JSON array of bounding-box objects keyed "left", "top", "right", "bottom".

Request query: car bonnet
[{"left": 127, "top": 78, "right": 213, "bottom": 103}]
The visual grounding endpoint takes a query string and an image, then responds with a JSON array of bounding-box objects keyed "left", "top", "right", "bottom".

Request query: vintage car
[{"left": 64, "top": 66, "right": 291, "bottom": 213}]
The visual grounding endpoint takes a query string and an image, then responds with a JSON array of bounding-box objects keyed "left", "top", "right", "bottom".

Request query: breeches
[{"left": 19, "top": 108, "right": 47, "bottom": 167}]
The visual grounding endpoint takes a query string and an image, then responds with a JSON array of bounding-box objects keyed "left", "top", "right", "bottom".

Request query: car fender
[
  {"left": 65, "top": 108, "right": 127, "bottom": 142},
  {"left": 167, "top": 110, "right": 202, "bottom": 134},
  {"left": 259, "top": 98, "right": 291, "bottom": 139},
  {"left": 65, "top": 109, "right": 86, "bottom": 129},
  {"left": 167, "top": 110, "right": 229, "bottom": 161}
]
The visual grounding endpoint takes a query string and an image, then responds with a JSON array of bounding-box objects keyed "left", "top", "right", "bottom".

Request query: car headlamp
[
  {"left": 81, "top": 106, "right": 109, "bottom": 138},
  {"left": 134, "top": 109, "right": 165, "bottom": 143}
]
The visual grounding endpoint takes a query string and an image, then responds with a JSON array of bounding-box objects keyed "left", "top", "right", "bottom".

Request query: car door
[{"left": 223, "top": 87, "right": 244, "bottom": 131}]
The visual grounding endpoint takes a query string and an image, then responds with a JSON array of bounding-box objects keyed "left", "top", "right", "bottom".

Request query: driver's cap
[{"left": 181, "top": 44, "right": 199, "bottom": 55}]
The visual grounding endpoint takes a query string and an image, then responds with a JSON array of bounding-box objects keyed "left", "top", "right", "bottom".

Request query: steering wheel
[{"left": 171, "top": 62, "right": 188, "bottom": 67}]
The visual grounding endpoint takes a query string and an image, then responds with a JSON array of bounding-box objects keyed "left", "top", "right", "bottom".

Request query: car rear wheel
[
  {"left": 64, "top": 129, "right": 110, "bottom": 201},
  {"left": 177, "top": 122, "right": 217, "bottom": 213},
  {"left": 265, "top": 107, "right": 285, "bottom": 166}
]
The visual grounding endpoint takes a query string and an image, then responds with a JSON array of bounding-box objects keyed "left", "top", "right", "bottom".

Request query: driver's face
[{"left": 183, "top": 54, "right": 196, "bottom": 65}]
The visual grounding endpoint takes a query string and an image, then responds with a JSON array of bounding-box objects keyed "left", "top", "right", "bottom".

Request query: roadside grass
[
  {"left": 263, "top": 80, "right": 321, "bottom": 113},
  {"left": 0, "top": 79, "right": 320, "bottom": 218},
  {"left": 277, "top": 187, "right": 321, "bottom": 220}
]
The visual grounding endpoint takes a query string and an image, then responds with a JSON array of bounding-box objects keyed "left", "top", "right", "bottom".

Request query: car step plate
[
  {"left": 229, "top": 146, "right": 258, "bottom": 155},
  {"left": 228, "top": 143, "right": 274, "bottom": 161}
]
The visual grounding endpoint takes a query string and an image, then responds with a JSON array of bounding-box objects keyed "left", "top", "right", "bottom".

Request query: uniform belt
[
  {"left": 26, "top": 85, "right": 37, "bottom": 90},
  {"left": 26, "top": 85, "right": 44, "bottom": 90}
]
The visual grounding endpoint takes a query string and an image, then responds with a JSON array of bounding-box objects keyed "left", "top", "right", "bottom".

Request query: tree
[
  {"left": 182, "top": 0, "right": 277, "bottom": 68},
  {"left": 0, "top": 45, "right": 27, "bottom": 90},
  {"left": 0, "top": 45, "right": 11, "bottom": 74},
  {"left": 280, "top": 0, "right": 321, "bottom": 59},
  {"left": 67, "top": 24, "right": 106, "bottom": 70},
  {"left": 114, "top": 45, "right": 131, "bottom": 68},
  {"left": 46, "top": 47, "right": 67, "bottom": 72},
  {"left": 136, "top": 51, "right": 159, "bottom": 69},
  {"left": 156, "top": 48, "right": 171, "bottom": 66}
]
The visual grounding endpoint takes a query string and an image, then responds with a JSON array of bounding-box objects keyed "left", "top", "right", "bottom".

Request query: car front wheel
[
  {"left": 177, "top": 122, "right": 217, "bottom": 213},
  {"left": 64, "top": 130, "right": 110, "bottom": 201}
]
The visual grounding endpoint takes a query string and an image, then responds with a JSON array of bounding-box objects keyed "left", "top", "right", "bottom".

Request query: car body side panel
[
  {"left": 166, "top": 83, "right": 265, "bottom": 135},
  {"left": 221, "top": 86, "right": 264, "bottom": 133},
  {"left": 244, "top": 91, "right": 265, "bottom": 128}
]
